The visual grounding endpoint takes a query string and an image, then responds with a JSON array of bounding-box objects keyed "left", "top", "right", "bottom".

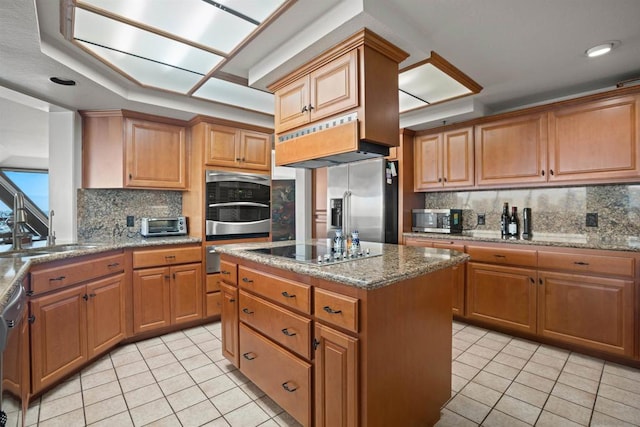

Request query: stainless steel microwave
[
  {"left": 141, "top": 216, "right": 187, "bottom": 237},
  {"left": 412, "top": 209, "right": 463, "bottom": 234}
]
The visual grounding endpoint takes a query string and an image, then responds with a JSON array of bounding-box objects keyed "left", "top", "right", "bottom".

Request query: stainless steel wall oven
[{"left": 205, "top": 170, "right": 271, "bottom": 241}]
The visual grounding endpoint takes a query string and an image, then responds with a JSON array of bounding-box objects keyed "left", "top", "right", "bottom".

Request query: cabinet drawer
[
  {"left": 206, "top": 274, "right": 220, "bottom": 293},
  {"left": 239, "top": 324, "right": 311, "bottom": 426},
  {"left": 206, "top": 292, "right": 221, "bottom": 317},
  {"left": 239, "top": 290, "right": 311, "bottom": 359},
  {"left": 132, "top": 246, "right": 200, "bottom": 268},
  {"left": 220, "top": 260, "right": 238, "bottom": 285},
  {"left": 538, "top": 251, "right": 634, "bottom": 277},
  {"left": 466, "top": 246, "right": 537, "bottom": 267},
  {"left": 314, "top": 288, "right": 359, "bottom": 333},
  {"left": 30, "top": 252, "right": 125, "bottom": 295},
  {"left": 238, "top": 266, "right": 311, "bottom": 314}
]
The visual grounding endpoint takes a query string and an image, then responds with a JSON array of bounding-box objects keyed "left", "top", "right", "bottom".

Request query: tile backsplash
[
  {"left": 424, "top": 184, "right": 640, "bottom": 239},
  {"left": 77, "top": 189, "right": 182, "bottom": 241}
]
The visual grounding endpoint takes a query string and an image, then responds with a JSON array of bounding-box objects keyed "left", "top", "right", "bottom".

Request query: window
[{"left": 0, "top": 169, "right": 49, "bottom": 243}]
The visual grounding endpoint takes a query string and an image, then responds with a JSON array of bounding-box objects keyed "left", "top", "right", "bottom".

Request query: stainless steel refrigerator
[{"left": 326, "top": 158, "right": 398, "bottom": 243}]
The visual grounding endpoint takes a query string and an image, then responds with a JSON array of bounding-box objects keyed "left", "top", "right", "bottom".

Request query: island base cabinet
[
  {"left": 220, "top": 282, "right": 239, "bottom": 367},
  {"left": 538, "top": 272, "right": 635, "bottom": 357},
  {"left": 239, "top": 324, "right": 311, "bottom": 426},
  {"left": 467, "top": 263, "right": 537, "bottom": 334},
  {"left": 30, "top": 286, "right": 88, "bottom": 394},
  {"left": 314, "top": 323, "right": 358, "bottom": 427}
]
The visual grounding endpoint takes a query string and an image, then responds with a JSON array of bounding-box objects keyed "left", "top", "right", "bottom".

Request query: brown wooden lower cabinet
[
  {"left": 314, "top": 323, "right": 358, "bottom": 427},
  {"left": 222, "top": 254, "right": 453, "bottom": 426},
  {"left": 132, "top": 262, "right": 202, "bottom": 333},
  {"left": 30, "top": 273, "right": 126, "bottom": 394},
  {"left": 220, "top": 281, "right": 239, "bottom": 367},
  {"left": 466, "top": 262, "right": 537, "bottom": 334},
  {"left": 538, "top": 271, "right": 635, "bottom": 357}
]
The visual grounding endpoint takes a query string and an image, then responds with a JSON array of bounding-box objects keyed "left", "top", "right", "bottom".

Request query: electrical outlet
[
  {"left": 586, "top": 212, "right": 598, "bottom": 227},
  {"left": 477, "top": 213, "right": 486, "bottom": 225},
  {"left": 126, "top": 215, "right": 135, "bottom": 227}
]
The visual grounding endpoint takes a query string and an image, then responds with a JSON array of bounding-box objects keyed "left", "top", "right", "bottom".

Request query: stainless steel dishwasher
[{"left": 0, "top": 284, "right": 26, "bottom": 427}]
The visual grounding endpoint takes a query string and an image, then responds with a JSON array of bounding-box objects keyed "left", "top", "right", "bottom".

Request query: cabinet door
[
  {"left": 132, "top": 267, "right": 171, "bottom": 334},
  {"left": 125, "top": 118, "right": 187, "bottom": 189},
  {"left": 86, "top": 273, "right": 126, "bottom": 358},
  {"left": 239, "top": 131, "right": 271, "bottom": 171},
  {"left": 314, "top": 323, "right": 358, "bottom": 427},
  {"left": 220, "top": 282, "right": 239, "bottom": 367},
  {"left": 30, "top": 286, "right": 88, "bottom": 393},
  {"left": 538, "top": 271, "right": 634, "bottom": 357},
  {"left": 433, "top": 242, "right": 466, "bottom": 316},
  {"left": 466, "top": 262, "right": 537, "bottom": 334},
  {"left": 414, "top": 134, "right": 442, "bottom": 191},
  {"left": 171, "top": 263, "right": 203, "bottom": 325},
  {"left": 274, "top": 77, "right": 310, "bottom": 133},
  {"left": 442, "top": 127, "right": 474, "bottom": 188},
  {"left": 205, "top": 124, "right": 240, "bottom": 168},
  {"left": 548, "top": 95, "right": 640, "bottom": 183},
  {"left": 309, "top": 50, "right": 358, "bottom": 123},
  {"left": 475, "top": 113, "right": 548, "bottom": 186}
]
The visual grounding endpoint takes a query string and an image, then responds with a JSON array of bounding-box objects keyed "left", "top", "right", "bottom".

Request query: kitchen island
[{"left": 215, "top": 240, "right": 469, "bottom": 427}]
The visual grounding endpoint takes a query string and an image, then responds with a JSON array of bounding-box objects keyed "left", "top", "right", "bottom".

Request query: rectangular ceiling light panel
[
  {"left": 79, "top": 0, "right": 261, "bottom": 54},
  {"left": 400, "top": 63, "right": 472, "bottom": 105},
  {"left": 77, "top": 41, "right": 205, "bottom": 93},
  {"left": 216, "top": 0, "right": 288, "bottom": 23},
  {"left": 194, "top": 78, "right": 274, "bottom": 114},
  {"left": 399, "top": 91, "right": 429, "bottom": 112}
]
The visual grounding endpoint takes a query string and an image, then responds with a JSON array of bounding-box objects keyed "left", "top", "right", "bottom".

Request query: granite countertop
[
  {"left": 404, "top": 231, "right": 640, "bottom": 252},
  {"left": 214, "top": 239, "right": 469, "bottom": 290},
  {"left": 0, "top": 236, "right": 201, "bottom": 312}
]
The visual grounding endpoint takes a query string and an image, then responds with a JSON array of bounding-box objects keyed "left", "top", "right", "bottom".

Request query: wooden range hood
[{"left": 268, "top": 29, "right": 409, "bottom": 168}]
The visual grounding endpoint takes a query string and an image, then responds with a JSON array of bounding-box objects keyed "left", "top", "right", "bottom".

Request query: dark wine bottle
[
  {"left": 508, "top": 206, "right": 519, "bottom": 239},
  {"left": 501, "top": 202, "right": 509, "bottom": 238}
]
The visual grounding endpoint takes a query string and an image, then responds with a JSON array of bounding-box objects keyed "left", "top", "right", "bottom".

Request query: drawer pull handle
[
  {"left": 221, "top": 270, "right": 231, "bottom": 275},
  {"left": 242, "top": 308, "right": 254, "bottom": 315},
  {"left": 229, "top": 298, "right": 236, "bottom": 303},
  {"left": 107, "top": 262, "right": 120, "bottom": 268},
  {"left": 242, "top": 277, "right": 253, "bottom": 283},
  {"left": 323, "top": 306, "right": 342, "bottom": 314},
  {"left": 281, "top": 328, "right": 297, "bottom": 337},
  {"left": 50, "top": 276, "right": 66, "bottom": 281},
  {"left": 281, "top": 291, "right": 296, "bottom": 298},
  {"left": 242, "top": 352, "right": 256, "bottom": 360},
  {"left": 493, "top": 254, "right": 506, "bottom": 258},
  {"left": 282, "top": 382, "right": 298, "bottom": 392},
  {"left": 574, "top": 261, "right": 589, "bottom": 266}
]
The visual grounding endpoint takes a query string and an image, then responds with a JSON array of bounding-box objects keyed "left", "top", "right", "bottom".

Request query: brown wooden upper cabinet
[
  {"left": 274, "top": 50, "right": 358, "bottom": 134},
  {"left": 547, "top": 95, "right": 640, "bottom": 183},
  {"left": 81, "top": 110, "right": 188, "bottom": 190},
  {"left": 202, "top": 123, "right": 271, "bottom": 171},
  {"left": 414, "top": 127, "right": 474, "bottom": 191},
  {"left": 475, "top": 112, "right": 548, "bottom": 187}
]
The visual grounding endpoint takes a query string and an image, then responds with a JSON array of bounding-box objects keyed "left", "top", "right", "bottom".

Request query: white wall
[{"left": 48, "top": 111, "right": 80, "bottom": 243}]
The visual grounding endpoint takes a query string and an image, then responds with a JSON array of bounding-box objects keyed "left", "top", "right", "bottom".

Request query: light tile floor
[{"left": 8, "top": 320, "right": 640, "bottom": 426}]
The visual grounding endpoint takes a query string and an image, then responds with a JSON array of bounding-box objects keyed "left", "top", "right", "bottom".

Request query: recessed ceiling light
[
  {"left": 50, "top": 77, "right": 76, "bottom": 86},
  {"left": 585, "top": 41, "right": 620, "bottom": 58}
]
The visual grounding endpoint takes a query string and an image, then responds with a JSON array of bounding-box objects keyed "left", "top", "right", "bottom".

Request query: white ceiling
[{"left": 1, "top": 0, "right": 640, "bottom": 167}]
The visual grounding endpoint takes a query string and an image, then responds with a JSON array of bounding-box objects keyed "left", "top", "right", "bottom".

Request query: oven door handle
[{"left": 208, "top": 202, "right": 270, "bottom": 208}]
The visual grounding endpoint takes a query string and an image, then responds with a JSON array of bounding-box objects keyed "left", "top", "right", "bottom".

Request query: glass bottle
[
  {"left": 508, "top": 207, "right": 519, "bottom": 239},
  {"left": 501, "top": 202, "right": 509, "bottom": 239}
]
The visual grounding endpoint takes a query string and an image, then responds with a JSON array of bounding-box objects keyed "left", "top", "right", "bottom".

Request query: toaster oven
[
  {"left": 141, "top": 216, "right": 187, "bottom": 237},
  {"left": 412, "top": 209, "right": 463, "bottom": 234}
]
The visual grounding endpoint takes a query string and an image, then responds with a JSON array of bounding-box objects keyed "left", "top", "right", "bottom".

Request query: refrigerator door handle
[{"left": 342, "top": 190, "right": 351, "bottom": 234}]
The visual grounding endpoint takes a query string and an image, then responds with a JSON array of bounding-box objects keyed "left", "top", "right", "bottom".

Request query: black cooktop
[{"left": 248, "top": 242, "right": 384, "bottom": 266}]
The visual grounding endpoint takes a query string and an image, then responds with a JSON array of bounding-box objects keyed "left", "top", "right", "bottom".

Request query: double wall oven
[{"left": 205, "top": 170, "right": 271, "bottom": 272}]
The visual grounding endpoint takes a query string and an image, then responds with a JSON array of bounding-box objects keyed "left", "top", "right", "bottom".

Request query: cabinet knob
[
  {"left": 541, "top": 170, "right": 545, "bottom": 176},
  {"left": 236, "top": 158, "right": 241, "bottom": 161},
  {"left": 438, "top": 178, "right": 442, "bottom": 183},
  {"left": 301, "top": 105, "right": 308, "bottom": 113},
  {"left": 443, "top": 177, "right": 447, "bottom": 182},
  {"left": 308, "top": 104, "right": 314, "bottom": 111},
  {"left": 550, "top": 169, "right": 554, "bottom": 176}
]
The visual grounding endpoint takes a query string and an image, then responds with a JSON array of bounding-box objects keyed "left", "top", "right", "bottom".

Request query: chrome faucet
[
  {"left": 11, "top": 192, "right": 29, "bottom": 250},
  {"left": 47, "top": 209, "right": 56, "bottom": 246}
]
